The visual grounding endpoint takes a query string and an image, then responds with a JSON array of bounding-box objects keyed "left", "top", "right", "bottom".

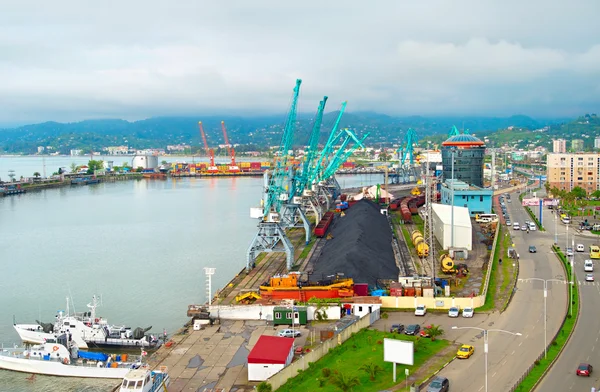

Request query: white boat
[
  {"left": 119, "top": 366, "right": 170, "bottom": 392},
  {"left": 14, "top": 296, "right": 161, "bottom": 349},
  {"left": 0, "top": 335, "right": 140, "bottom": 379}
]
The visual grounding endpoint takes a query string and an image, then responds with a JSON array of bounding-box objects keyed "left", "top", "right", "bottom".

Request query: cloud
[{"left": 0, "top": 0, "right": 599, "bottom": 123}]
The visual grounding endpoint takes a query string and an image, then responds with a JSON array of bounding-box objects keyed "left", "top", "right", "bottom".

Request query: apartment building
[
  {"left": 553, "top": 139, "right": 566, "bottom": 153},
  {"left": 595, "top": 137, "right": 600, "bottom": 149},
  {"left": 572, "top": 139, "right": 584, "bottom": 152},
  {"left": 547, "top": 153, "right": 600, "bottom": 193}
]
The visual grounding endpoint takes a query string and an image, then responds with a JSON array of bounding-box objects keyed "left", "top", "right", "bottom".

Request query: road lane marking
[
  {"left": 593, "top": 346, "right": 595, "bottom": 352},
  {"left": 478, "top": 386, "right": 483, "bottom": 392},
  {"left": 519, "top": 342, "right": 523, "bottom": 346},
  {"left": 512, "top": 350, "right": 515, "bottom": 355},
  {"left": 492, "top": 372, "right": 497, "bottom": 377}
]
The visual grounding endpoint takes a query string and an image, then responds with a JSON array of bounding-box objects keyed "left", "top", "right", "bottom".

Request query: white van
[
  {"left": 585, "top": 260, "right": 594, "bottom": 272},
  {"left": 513, "top": 222, "right": 520, "bottom": 230},
  {"left": 576, "top": 244, "right": 585, "bottom": 252},
  {"left": 528, "top": 222, "right": 537, "bottom": 231}
]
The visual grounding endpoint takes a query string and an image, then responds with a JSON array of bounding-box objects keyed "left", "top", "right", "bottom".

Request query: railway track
[
  {"left": 390, "top": 217, "right": 416, "bottom": 276},
  {"left": 402, "top": 222, "right": 433, "bottom": 277}
]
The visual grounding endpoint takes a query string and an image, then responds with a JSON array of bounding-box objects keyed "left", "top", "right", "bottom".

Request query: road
[
  {"left": 423, "top": 191, "right": 568, "bottom": 392},
  {"left": 536, "top": 206, "right": 600, "bottom": 390}
]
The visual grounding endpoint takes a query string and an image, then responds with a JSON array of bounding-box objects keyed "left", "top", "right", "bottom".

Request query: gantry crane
[
  {"left": 448, "top": 125, "right": 461, "bottom": 138},
  {"left": 247, "top": 79, "right": 308, "bottom": 272},
  {"left": 198, "top": 121, "right": 218, "bottom": 173},
  {"left": 220, "top": 121, "right": 240, "bottom": 173}
]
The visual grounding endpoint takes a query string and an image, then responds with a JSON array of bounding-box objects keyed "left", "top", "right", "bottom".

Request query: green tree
[
  {"left": 70, "top": 162, "right": 78, "bottom": 173},
  {"left": 87, "top": 160, "right": 104, "bottom": 174},
  {"left": 359, "top": 362, "right": 383, "bottom": 381},
  {"left": 330, "top": 372, "right": 360, "bottom": 392},
  {"left": 591, "top": 190, "right": 600, "bottom": 199},
  {"left": 570, "top": 186, "right": 587, "bottom": 199},
  {"left": 544, "top": 182, "right": 550, "bottom": 194},
  {"left": 256, "top": 382, "right": 272, "bottom": 392},
  {"left": 33, "top": 172, "right": 40, "bottom": 178},
  {"left": 424, "top": 324, "right": 444, "bottom": 341}
]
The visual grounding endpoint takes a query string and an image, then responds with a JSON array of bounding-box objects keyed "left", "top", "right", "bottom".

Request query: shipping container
[
  {"left": 250, "top": 162, "right": 262, "bottom": 169},
  {"left": 354, "top": 283, "right": 369, "bottom": 297},
  {"left": 240, "top": 162, "right": 251, "bottom": 168},
  {"left": 314, "top": 211, "right": 334, "bottom": 237}
]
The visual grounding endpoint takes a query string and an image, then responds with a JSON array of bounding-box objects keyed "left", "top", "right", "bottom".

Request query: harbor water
[{"left": 0, "top": 156, "right": 383, "bottom": 391}]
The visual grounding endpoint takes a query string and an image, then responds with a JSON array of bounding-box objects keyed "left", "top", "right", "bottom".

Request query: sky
[{"left": 0, "top": 0, "right": 599, "bottom": 124}]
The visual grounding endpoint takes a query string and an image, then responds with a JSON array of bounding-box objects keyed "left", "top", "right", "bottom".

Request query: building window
[
  {"left": 286, "top": 312, "right": 292, "bottom": 319},
  {"left": 358, "top": 306, "right": 363, "bottom": 312},
  {"left": 471, "top": 196, "right": 474, "bottom": 200},
  {"left": 578, "top": 177, "right": 583, "bottom": 181},
  {"left": 275, "top": 312, "right": 281, "bottom": 320},
  {"left": 462, "top": 195, "right": 466, "bottom": 199},
  {"left": 480, "top": 196, "right": 483, "bottom": 202}
]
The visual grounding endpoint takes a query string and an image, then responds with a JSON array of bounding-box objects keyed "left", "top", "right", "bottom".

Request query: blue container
[
  {"left": 116, "top": 355, "right": 122, "bottom": 362},
  {"left": 43, "top": 354, "right": 50, "bottom": 361},
  {"left": 346, "top": 308, "right": 351, "bottom": 315},
  {"left": 442, "top": 279, "right": 449, "bottom": 288}
]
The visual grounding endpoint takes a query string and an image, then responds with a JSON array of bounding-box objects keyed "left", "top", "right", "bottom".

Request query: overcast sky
[{"left": 1, "top": 0, "right": 599, "bottom": 124}]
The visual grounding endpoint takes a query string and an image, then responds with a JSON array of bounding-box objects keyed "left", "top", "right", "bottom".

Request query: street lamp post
[
  {"left": 452, "top": 326, "right": 522, "bottom": 392},
  {"left": 519, "top": 278, "right": 565, "bottom": 358}
]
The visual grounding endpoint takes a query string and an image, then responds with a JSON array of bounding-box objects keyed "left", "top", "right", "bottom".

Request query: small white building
[
  {"left": 431, "top": 203, "right": 472, "bottom": 251},
  {"left": 247, "top": 335, "right": 294, "bottom": 381}
]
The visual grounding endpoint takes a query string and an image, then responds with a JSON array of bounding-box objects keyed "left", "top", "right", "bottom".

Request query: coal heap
[{"left": 312, "top": 200, "right": 398, "bottom": 287}]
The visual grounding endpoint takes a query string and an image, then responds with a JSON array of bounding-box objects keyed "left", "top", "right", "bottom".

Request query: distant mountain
[{"left": 0, "top": 112, "right": 568, "bottom": 155}]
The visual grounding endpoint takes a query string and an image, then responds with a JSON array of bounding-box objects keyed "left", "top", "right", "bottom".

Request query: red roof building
[{"left": 247, "top": 335, "right": 295, "bottom": 381}]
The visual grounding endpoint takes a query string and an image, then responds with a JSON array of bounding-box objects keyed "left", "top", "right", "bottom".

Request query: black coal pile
[{"left": 312, "top": 199, "right": 398, "bottom": 287}]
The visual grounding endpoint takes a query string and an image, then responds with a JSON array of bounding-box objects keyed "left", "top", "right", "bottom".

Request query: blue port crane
[
  {"left": 320, "top": 129, "right": 368, "bottom": 180},
  {"left": 399, "top": 128, "right": 418, "bottom": 167},
  {"left": 309, "top": 102, "right": 347, "bottom": 185},
  {"left": 448, "top": 125, "right": 461, "bottom": 138},
  {"left": 291, "top": 96, "right": 328, "bottom": 199}
]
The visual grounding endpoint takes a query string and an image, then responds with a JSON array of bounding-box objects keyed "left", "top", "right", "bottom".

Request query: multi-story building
[
  {"left": 440, "top": 179, "right": 494, "bottom": 217},
  {"left": 594, "top": 137, "right": 600, "bottom": 149},
  {"left": 546, "top": 153, "right": 600, "bottom": 193},
  {"left": 441, "top": 134, "right": 486, "bottom": 188},
  {"left": 553, "top": 139, "right": 566, "bottom": 153},
  {"left": 572, "top": 139, "right": 584, "bottom": 152}
]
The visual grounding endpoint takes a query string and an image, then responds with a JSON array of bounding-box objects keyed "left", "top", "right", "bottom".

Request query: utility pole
[{"left": 423, "top": 155, "right": 436, "bottom": 286}]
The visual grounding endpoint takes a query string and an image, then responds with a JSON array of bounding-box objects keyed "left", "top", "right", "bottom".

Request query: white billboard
[{"left": 383, "top": 338, "right": 414, "bottom": 365}]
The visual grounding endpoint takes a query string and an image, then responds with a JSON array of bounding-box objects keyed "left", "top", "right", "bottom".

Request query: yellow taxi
[{"left": 456, "top": 344, "right": 475, "bottom": 359}]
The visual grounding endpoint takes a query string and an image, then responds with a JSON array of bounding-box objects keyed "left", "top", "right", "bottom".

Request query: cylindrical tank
[
  {"left": 411, "top": 230, "right": 423, "bottom": 243},
  {"left": 132, "top": 155, "right": 159, "bottom": 170},
  {"left": 440, "top": 254, "right": 454, "bottom": 273},
  {"left": 416, "top": 241, "right": 429, "bottom": 258}
]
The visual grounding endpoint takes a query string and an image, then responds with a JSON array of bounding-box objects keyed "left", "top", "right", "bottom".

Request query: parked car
[
  {"left": 405, "top": 324, "right": 421, "bottom": 335},
  {"left": 448, "top": 307, "right": 459, "bottom": 318},
  {"left": 576, "top": 243, "right": 585, "bottom": 252},
  {"left": 585, "top": 260, "right": 594, "bottom": 272},
  {"left": 456, "top": 344, "right": 475, "bottom": 359},
  {"left": 529, "top": 246, "right": 537, "bottom": 253},
  {"left": 390, "top": 324, "right": 405, "bottom": 333},
  {"left": 420, "top": 325, "right": 432, "bottom": 338},
  {"left": 576, "top": 363, "right": 593, "bottom": 376},
  {"left": 506, "top": 219, "right": 512, "bottom": 226},
  {"left": 427, "top": 376, "right": 450, "bottom": 392},
  {"left": 415, "top": 305, "right": 427, "bottom": 316},
  {"left": 462, "top": 307, "right": 474, "bottom": 318},
  {"left": 278, "top": 329, "right": 301, "bottom": 338}
]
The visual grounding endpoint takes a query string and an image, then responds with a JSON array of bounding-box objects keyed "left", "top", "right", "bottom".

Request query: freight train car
[{"left": 315, "top": 211, "right": 335, "bottom": 237}]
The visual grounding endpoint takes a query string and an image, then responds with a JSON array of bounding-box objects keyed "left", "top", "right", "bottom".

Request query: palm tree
[
  {"left": 33, "top": 172, "right": 40, "bottom": 178},
  {"left": 424, "top": 324, "right": 444, "bottom": 341},
  {"left": 330, "top": 372, "right": 361, "bottom": 392},
  {"left": 70, "top": 162, "right": 78, "bottom": 173},
  {"left": 359, "top": 362, "right": 383, "bottom": 381}
]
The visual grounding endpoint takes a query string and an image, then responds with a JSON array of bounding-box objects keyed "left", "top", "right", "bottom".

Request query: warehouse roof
[
  {"left": 431, "top": 203, "right": 472, "bottom": 228},
  {"left": 247, "top": 335, "right": 294, "bottom": 364}
]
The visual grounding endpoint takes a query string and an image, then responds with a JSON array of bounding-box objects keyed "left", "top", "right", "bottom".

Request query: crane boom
[
  {"left": 220, "top": 121, "right": 239, "bottom": 172},
  {"left": 198, "top": 121, "right": 217, "bottom": 172},
  {"left": 221, "top": 121, "right": 231, "bottom": 156},
  {"left": 198, "top": 122, "right": 209, "bottom": 155}
]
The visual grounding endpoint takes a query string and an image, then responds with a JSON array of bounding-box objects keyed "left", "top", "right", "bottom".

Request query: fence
[
  {"left": 506, "top": 247, "right": 572, "bottom": 391},
  {"left": 480, "top": 221, "right": 500, "bottom": 298},
  {"left": 266, "top": 311, "right": 378, "bottom": 390}
]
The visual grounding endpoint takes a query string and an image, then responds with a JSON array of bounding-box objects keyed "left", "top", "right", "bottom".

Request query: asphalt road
[
  {"left": 535, "top": 207, "right": 600, "bottom": 391},
  {"left": 423, "top": 191, "right": 568, "bottom": 392}
]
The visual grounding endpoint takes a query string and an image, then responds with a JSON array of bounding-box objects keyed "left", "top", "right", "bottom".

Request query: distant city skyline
[{"left": 1, "top": 0, "right": 599, "bottom": 124}]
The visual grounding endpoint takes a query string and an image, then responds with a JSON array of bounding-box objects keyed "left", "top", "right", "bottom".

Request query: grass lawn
[
  {"left": 276, "top": 329, "right": 450, "bottom": 392},
  {"left": 514, "top": 247, "right": 579, "bottom": 391},
  {"left": 298, "top": 238, "right": 316, "bottom": 260},
  {"left": 477, "top": 226, "right": 501, "bottom": 311}
]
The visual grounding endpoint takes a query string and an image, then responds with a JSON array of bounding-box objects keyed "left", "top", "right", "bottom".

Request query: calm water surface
[{"left": 0, "top": 157, "right": 382, "bottom": 391}]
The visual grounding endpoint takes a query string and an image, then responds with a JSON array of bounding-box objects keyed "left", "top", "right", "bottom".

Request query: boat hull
[
  {"left": 14, "top": 326, "right": 88, "bottom": 349},
  {"left": 0, "top": 356, "right": 130, "bottom": 379}
]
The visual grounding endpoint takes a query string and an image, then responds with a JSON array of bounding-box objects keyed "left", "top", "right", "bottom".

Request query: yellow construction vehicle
[
  {"left": 235, "top": 291, "right": 261, "bottom": 304},
  {"left": 411, "top": 187, "right": 421, "bottom": 196}
]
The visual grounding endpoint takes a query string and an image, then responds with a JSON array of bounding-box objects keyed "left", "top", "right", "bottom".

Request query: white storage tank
[{"left": 132, "top": 155, "right": 159, "bottom": 170}]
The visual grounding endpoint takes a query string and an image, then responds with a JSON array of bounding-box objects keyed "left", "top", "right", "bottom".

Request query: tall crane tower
[
  {"left": 221, "top": 121, "right": 240, "bottom": 173},
  {"left": 423, "top": 155, "right": 436, "bottom": 284},
  {"left": 198, "top": 122, "right": 218, "bottom": 173}
]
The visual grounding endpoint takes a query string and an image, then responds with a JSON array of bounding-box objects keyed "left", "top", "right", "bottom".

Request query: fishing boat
[
  {"left": 0, "top": 334, "right": 141, "bottom": 379},
  {"left": 14, "top": 296, "right": 161, "bottom": 350},
  {"left": 119, "top": 366, "right": 170, "bottom": 392}
]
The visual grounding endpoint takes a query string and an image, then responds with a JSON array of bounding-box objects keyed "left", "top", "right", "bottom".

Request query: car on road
[
  {"left": 576, "top": 243, "right": 585, "bottom": 252},
  {"left": 390, "top": 324, "right": 405, "bottom": 333},
  {"left": 462, "top": 307, "right": 474, "bottom": 318},
  {"left": 405, "top": 324, "right": 421, "bottom": 335},
  {"left": 585, "top": 260, "right": 594, "bottom": 272},
  {"left": 513, "top": 222, "right": 520, "bottom": 230},
  {"left": 586, "top": 274, "right": 594, "bottom": 282},
  {"left": 278, "top": 329, "right": 301, "bottom": 338},
  {"left": 456, "top": 344, "right": 475, "bottom": 359},
  {"left": 506, "top": 219, "right": 512, "bottom": 226},
  {"left": 566, "top": 248, "right": 574, "bottom": 257},
  {"left": 426, "top": 376, "right": 450, "bottom": 392},
  {"left": 521, "top": 224, "right": 528, "bottom": 231},
  {"left": 529, "top": 222, "right": 537, "bottom": 231},
  {"left": 576, "top": 363, "right": 593, "bottom": 376},
  {"left": 507, "top": 198, "right": 511, "bottom": 203},
  {"left": 448, "top": 307, "right": 459, "bottom": 317},
  {"left": 415, "top": 305, "right": 427, "bottom": 316},
  {"left": 529, "top": 245, "right": 537, "bottom": 253}
]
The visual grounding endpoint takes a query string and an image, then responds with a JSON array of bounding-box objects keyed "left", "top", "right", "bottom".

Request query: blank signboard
[{"left": 383, "top": 338, "right": 414, "bottom": 365}]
